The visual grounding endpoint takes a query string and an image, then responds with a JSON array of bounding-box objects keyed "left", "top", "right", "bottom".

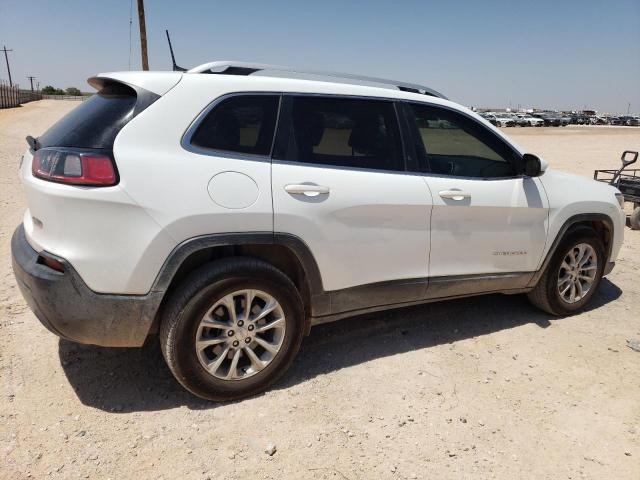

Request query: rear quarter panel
[
  {"left": 112, "top": 76, "right": 275, "bottom": 243},
  {"left": 20, "top": 149, "right": 176, "bottom": 294}
]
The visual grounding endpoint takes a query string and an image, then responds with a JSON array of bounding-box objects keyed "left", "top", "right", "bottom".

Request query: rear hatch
[
  {"left": 28, "top": 77, "right": 163, "bottom": 186},
  {"left": 19, "top": 72, "right": 181, "bottom": 292}
]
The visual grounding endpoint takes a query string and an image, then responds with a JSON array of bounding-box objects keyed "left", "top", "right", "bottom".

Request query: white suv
[{"left": 12, "top": 62, "right": 625, "bottom": 401}]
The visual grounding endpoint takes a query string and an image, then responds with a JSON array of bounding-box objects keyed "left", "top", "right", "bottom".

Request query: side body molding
[{"left": 152, "top": 212, "right": 614, "bottom": 329}]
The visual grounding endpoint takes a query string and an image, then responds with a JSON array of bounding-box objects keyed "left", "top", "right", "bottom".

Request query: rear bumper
[{"left": 11, "top": 225, "right": 163, "bottom": 347}]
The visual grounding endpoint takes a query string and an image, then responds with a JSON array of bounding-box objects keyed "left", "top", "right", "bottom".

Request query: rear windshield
[{"left": 37, "top": 83, "right": 143, "bottom": 149}]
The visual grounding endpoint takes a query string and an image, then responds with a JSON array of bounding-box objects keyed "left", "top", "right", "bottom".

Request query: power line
[
  {"left": 2, "top": 45, "right": 13, "bottom": 87},
  {"left": 27, "top": 76, "right": 36, "bottom": 92}
]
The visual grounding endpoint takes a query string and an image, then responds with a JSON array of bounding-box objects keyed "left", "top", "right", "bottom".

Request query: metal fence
[
  {"left": 41, "top": 94, "right": 89, "bottom": 101},
  {"left": 0, "top": 79, "right": 20, "bottom": 108},
  {"left": 0, "top": 79, "right": 43, "bottom": 108}
]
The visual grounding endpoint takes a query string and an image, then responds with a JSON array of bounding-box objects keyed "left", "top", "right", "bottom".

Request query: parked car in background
[
  {"left": 609, "top": 117, "right": 622, "bottom": 126},
  {"left": 619, "top": 116, "right": 640, "bottom": 126},
  {"left": 532, "top": 113, "right": 558, "bottom": 126},
  {"left": 477, "top": 112, "right": 515, "bottom": 127},
  {"left": 479, "top": 112, "right": 498, "bottom": 126},
  {"left": 490, "top": 113, "right": 516, "bottom": 127},
  {"left": 502, "top": 113, "right": 528, "bottom": 127},
  {"left": 516, "top": 114, "right": 544, "bottom": 127},
  {"left": 533, "top": 112, "right": 568, "bottom": 127},
  {"left": 569, "top": 114, "right": 590, "bottom": 125}
]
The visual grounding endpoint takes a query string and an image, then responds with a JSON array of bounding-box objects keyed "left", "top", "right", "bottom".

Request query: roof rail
[{"left": 187, "top": 61, "right": 447, "bottom": 99}]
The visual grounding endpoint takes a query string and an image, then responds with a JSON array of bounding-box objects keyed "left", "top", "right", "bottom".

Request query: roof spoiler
[{"left": 88, "top": 72, "right": 182, "bottom": 96}]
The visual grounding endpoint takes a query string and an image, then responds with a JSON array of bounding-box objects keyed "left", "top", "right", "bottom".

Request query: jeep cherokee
[{"left": 11, "top": 62, "right": 626, "bottom": 401}]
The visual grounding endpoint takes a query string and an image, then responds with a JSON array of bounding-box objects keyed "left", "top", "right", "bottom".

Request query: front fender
[{"left": 536, "top": 169, "right": 625, "bottom": 277}]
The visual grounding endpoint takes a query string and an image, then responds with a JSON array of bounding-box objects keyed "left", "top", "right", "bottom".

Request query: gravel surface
[{"left": 1, "top": 100, "right": 639, "bottom": 479}]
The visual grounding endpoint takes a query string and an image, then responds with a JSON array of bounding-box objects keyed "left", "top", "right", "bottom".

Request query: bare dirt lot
[{"left": 1, "top": 101, "right": 639, "bottom": 479}]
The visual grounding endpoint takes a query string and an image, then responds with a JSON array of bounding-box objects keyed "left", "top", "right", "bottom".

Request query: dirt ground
[{"left": 1, "top": 100, "right": 639, "bottom": 479}]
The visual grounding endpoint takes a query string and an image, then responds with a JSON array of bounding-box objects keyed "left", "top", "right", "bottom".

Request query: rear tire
[
  {"left": 159, "top": 257, "right": 305, "bottom": 401},
  {"left": 527, "top": 227, "right": 605, "bottom": 315}
]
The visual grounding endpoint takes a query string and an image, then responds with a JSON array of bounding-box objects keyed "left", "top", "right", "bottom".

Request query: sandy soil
[{"left": 1, "top": 100, "right": 639, "bottom": 479}]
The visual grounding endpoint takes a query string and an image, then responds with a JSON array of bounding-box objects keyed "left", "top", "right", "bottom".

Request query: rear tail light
[{"left": 32, "top": 148, "right": 118, "bottom": 186}]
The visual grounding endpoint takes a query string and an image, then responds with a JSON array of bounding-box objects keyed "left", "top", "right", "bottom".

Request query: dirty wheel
[
  {"left": 160, "top": 257, "right": 305, "bottom": 401},
  {"left": 527, "top": 226, "right": 605, "bottom": 315}
]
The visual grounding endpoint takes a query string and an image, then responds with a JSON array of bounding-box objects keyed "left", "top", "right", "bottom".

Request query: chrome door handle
[
  {"left": 284, "top": 184, "right": 330, "bottom": 196},
  {"left": 439, "top": 189, "right": 471, "bottom": 201}
]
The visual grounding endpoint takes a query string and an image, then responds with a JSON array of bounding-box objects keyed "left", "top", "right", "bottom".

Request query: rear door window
[
  {"left": 189, "top": 95, "right": 280, "bottom": 156},
  {"left": 274, "top": 96, "right": 404, "bottom": 172},
  {"left": 37, "top": 82, "right": 151, "bottom": 150}
]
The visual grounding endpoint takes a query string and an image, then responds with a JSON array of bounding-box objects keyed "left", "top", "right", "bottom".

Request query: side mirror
[
  {"left": 523, "top": 153, "right": 545, "bottom": 177},
  {"left": 621, "top": 150, "right": 638, "bottom": 167}
]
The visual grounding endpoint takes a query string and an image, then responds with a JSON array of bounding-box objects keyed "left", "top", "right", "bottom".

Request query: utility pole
[
  {"left": 2, "top": 45, "right": 13, "bottom": 87},
  {"left": 628, "top": 102, "right": 631, "bottom": 115},
  {"left": 27, "top": 76, "right": 36, "bottom": 92},
  {"left": 137, "top": 0, "right": 149, "bottom": 71}
]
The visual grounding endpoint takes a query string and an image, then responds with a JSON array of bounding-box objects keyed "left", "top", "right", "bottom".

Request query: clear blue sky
[{"left": 1, "top": 0, "right": 639, "bottom": 113}]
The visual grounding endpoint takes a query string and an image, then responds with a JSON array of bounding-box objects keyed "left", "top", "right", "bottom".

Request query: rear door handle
[
  {"left": 439, "top": 189, "right": 471, "bottom": 201},
  {"left": 284, "top": 184, "right": 330, "bottom": 196}
]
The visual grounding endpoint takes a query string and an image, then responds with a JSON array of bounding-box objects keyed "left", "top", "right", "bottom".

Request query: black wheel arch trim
[
  {"left": 153, "top": 213, "right": 616, "bottom": 322},
  {"left": 527, "top": 213, "right": 615, "bottom": 287},
  {"left": 151, "top": 232, "right": 328, "bottom": 316},
  {"left": 152, "top": 231, "right": 545, "bottom": 323}
]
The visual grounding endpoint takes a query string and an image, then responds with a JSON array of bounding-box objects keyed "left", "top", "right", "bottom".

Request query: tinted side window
[
  {"left": 190, "top": 95, "right": 279, "bottom": 155},
  {"left": 406, "top": 103, "right": 517, "bottom": 178},
  {"left": 277, "top": 96, "right": 404, "bottom": 171}
]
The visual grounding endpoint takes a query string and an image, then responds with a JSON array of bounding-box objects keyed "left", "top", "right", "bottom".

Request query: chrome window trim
[{"left": 180, "top": 90, "right": 524, "bottom": 180}]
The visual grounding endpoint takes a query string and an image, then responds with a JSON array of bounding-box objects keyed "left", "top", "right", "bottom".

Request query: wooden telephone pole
[
  {"left": 2, "top": 46, "right": 13, "bottom": 86},
  {"left": 137, "top": 0, "right": 149, "bottom": 70}
]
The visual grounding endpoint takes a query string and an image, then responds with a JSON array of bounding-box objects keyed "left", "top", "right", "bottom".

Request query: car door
[
  {"left": 402, "top": 102, "right": 549, "bottom": 279},
  {"left": 271, "top": 95, "right": 433, "bottom": 297}
]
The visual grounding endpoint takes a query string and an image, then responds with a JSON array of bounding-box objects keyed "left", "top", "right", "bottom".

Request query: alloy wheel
[
  {"left": 195, "top": 289, "right": 286, "bottom": 380},
  {"left": 557, "top": 243, "right": 598, "bottom": 304}
]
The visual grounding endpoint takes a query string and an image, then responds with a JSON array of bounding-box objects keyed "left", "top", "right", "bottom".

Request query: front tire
[
  {"left": 527, "top": 227, "right": 605, "bottom": 315},
  {"left": 159, "top": 257, "right": 305, "bottom": 401}
]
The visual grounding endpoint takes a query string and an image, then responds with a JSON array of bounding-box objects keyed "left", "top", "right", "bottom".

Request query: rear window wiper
[{"left": 26, "top": 135, "right": 40, "bottom": 151}]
